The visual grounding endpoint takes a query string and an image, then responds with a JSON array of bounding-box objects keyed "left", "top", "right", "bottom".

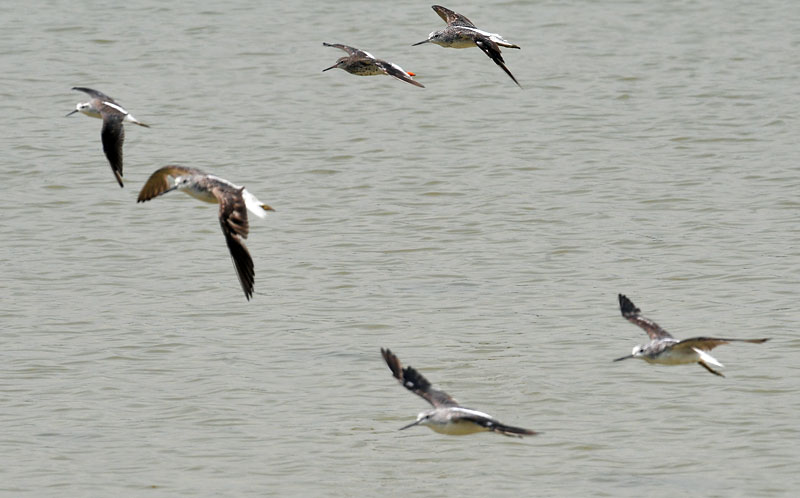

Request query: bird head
[
  {"left": 322, "top": 57, "right": 348, "bottom": 72},
  {"left": 66, "top": 101, "right": 96, "bottom": 118},
  {"left": 614, "top": 345, "right": 646, "bottom": 362},
  {"left": 399, "top": 410, "right": 434, "bottom": 431}
]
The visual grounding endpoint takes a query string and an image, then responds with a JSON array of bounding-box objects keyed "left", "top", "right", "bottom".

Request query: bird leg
[{"left": 698, "top": 361, "right": 725, "bottom": 377}]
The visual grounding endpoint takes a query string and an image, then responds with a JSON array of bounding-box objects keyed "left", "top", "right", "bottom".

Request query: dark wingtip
[
  {"left": 381, "top": 348, "right": 400, "bottom": 377},
  {"left": 495, "top": 424, "right": 538, "bottom": 437},
  {"left": 618, "top": 294, "right": 640, "bottom": 317}
]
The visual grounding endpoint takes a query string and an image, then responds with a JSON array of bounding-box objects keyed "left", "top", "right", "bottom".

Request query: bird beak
[
  {"left": 399, "top": 419, "right": 421, "bottom": 431},
  {"left": 261, "top": 204, "right": 275, "bottom": 212},
  {"left": 412, "top": 39, "right": 430, "bottom": 46},
  {"left": 322, "top": 64, "right": 337, "bottom": 72},
  {"left": 65, "top": 109, "right": 78, "bottom": 117},
  {"left": 613, "top": 354, "right": 634, "bottom": 362}
]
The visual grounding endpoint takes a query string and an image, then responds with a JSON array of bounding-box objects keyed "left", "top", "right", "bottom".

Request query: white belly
[
  {"left": 439, "top": 39, "right": 477, "bottom": 49},
  {"left": 184, "top": 188, "right": 218, "bottom": 204},
  {"left": 427, "top": 420, "right": 490, "bottom": 435},
  {"left": 644, "top": 349, "right": 700, "bottom": 365}
]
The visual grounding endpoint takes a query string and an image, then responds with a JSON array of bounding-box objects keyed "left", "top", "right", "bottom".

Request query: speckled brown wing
[
  {"left": 619, "top": 294, "right": 674, "bottom": 340},
  {"left": 381, "top": 348, "right": 459, "bottom": 408},
  {"left": 474, "top": 36, "right": 521, "bottom": 87},
  {"left": 432, "top": 5, "right": 476, "bottom": 27},
  {"left": 137, "top": 166, "right": 206, "bottom": 203},
  {"left": 674, "top": 337, "right": 769, "bottom": 352},
  {"left": 216, "top": 185, "right": 254, "bottom": 300},
  {"left": 322, "top": 42, "right": 373, "bottom": 59},
  {"left": 374, "top": 60, "right": 425, "bottom": 87}
]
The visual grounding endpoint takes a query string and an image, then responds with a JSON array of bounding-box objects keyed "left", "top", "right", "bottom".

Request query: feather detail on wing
[
  {"left": 381, "top": 348, "right": 459, "bottom": 407},
  {"left": 618, "top": 294, "right": 674, "bottom": 340},
  {"left": 375, "top": 60, "right": 425, "bottom": 87},
  {"left": 137, "top": 166, "right": 205, "bottom": 202},
  {"left": 217, "top": 187, "right": 254, "bottom": 300},
  {"left": 432, "top": 5, "right": 476, "bottom": 27},
  {"left": 474, "top": 37, "right": 521, "bottom": 87}
]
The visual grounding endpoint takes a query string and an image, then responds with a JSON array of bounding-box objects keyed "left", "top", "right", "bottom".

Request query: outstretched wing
[
  {"left": 375, "top": 60, "right": 425, "bottom": 88},
  {"left": 381, "top": 348, "right": 459, "bottom": 407},
  {"left": 618, "top": 294, "right": 674, "bottom": 340},
  {"left": 474, "top": 36, "right": 521, "bottom": 87},
  {"left": 432, "top": 5, "right": 475, "bottom": 27},
  {"left": 216, "top": 186, "right": 254, "bottom": 300},
  {"left": 101, "top": 114, "right": 125, "bottom": 187},
  {"left": 457, "top": 411, "right": 537, "bottom": 438},
  {"left": 72, "top": 86, "right": 115, "bottom": 102},
  {"left": 137, "top": 165, "right": 206, "bottom": 202},
  {"left": 322, "top": 42, "right": 373, "bottom": 59},
  {"left": 675, "top": 337, "right": 769, "bottom": 352}
]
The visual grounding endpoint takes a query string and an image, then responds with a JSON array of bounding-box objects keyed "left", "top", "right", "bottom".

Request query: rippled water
[{"left": 1, "top": 0, "right": 798, "bottom": 496}]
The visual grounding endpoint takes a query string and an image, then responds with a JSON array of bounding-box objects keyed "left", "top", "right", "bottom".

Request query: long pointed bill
[
  {"left": 65, "top": 109, "right": 79, "bottom": 117},
  {"left": 412, "top": 39, "right": 430, "bottom": 46},
  {"left": 399, "top": 419, "right": 421, "bottom": 430},
  {"left": 322, "top": 64, "right": 337, "bottom": 72},
  {"left": 613, "top": 354, "right": 634, "bottom": 362}
]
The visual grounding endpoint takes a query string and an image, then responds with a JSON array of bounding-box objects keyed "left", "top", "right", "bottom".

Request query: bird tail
[
  {"left": 242, "top": 189, "right": 274, "bottom": 219},
  {"left": 692, "top": 347, "right": 723, "bottom": 367},
  {"left": 125, "top": 114, "right": 150, "bottom": 128}
]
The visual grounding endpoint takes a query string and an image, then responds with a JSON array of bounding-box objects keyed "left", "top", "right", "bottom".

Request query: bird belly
[
  {"left": 183, "top": 188, "right": 218, "bottom": 204},
  {"left": 644, "top": 349, "right": 699, "bottom": 365},
  {"left": 80, "top": 109, "right": 103, "bottom": 119},
  {"left": 345, "top": 62, "right": 384, "bottom": 76},
  {"left": 435, "top": 36, "right": 476, "bottom": 49},
  {"left": 427, "top": 420, "right": 489, "bottom": 436}
]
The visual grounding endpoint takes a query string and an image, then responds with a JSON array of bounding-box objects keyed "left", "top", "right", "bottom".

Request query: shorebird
[
  {"left": 615, "top": 294, "right": 769, "bottom": 377},
  {"left": 381, "top": 348, "right": 537, "bottom": 437},
  {"left": 66, "top": 87, "right": 150, "bottom": 187},
  {"left": 322, "top": 43, "right": 424, "bottom": 87},
  {"left": 137, "top": 166, "right": 274, "bottom": 300},
  {"left": 413, "top": 5, "right": 521, "bottom": 87}
]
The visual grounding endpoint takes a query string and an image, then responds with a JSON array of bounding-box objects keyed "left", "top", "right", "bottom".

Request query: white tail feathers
[
  {"left": 242, "top": 189, "right": 272, "bottom": 218},
  {"left": 692, "top": 348, "right": 724, "bottom": 367}
]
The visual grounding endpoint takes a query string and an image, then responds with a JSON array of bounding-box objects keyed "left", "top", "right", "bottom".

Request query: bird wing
[
  {"left": 432, "top": 5, "right": 476, "bottom": 27},
  {"left": 72, "top": 86, "right": 115, "bottom": 102},
  {"left": 456, "top": 410, "right": 537, "bottom": 437},
  {"left": 381, "top": 348, "right": 459, "bottom": 408},
  {"left": 474, "top": 36, "right": 521, "bottom": 87},
  {"left": 674, "top": 337, "right": 769, "bottom": 352},
  {"left": 100, "top": 114, "right": 125, "bottom": 187},
  {"left": 375, "top": 60, "right": 425, "bottom": 88},
  {"left": 618, "top": 294, "right": 674, "bottom": 340},
  {"left": 216, "top": 186, "right": 254, "bottom": 300},
  {"left": 323, "top": 42, "right": 373, "bottom": 59},
  {"left": 137, "top": 166, "right": 206, "bottom": 202}
]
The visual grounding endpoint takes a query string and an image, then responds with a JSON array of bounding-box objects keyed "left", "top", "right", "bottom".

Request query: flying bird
[
  {"left": 323, "top": 43, "right": 424, "bottom": 87},
  {"left": 615, "top": 294, "right": 769, "bottom": 377},
  {"left": 413, "top": 5, "right": 521, "bottom": 87},
  {"left": 66, "top": 87, "right": 149, "bottom": 187},
  {"left": 381, "top": 348, "right": 537, "bottom": 437},
  {"left": 137, "top": 166, "right": 274, "bottom": 300}
]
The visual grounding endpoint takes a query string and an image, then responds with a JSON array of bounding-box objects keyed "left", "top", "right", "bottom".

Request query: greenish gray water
[{"left": 1, "top": 0, "right": 798, "bottom": 496}]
